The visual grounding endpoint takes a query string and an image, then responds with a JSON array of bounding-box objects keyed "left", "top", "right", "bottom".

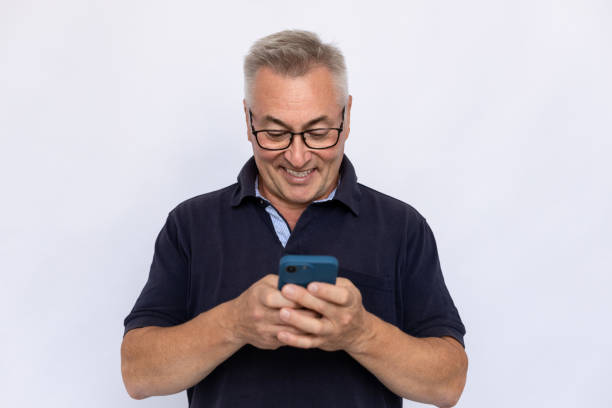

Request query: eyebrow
[{"left": 261, "top": 114, "right": 331, "bottom": 130}]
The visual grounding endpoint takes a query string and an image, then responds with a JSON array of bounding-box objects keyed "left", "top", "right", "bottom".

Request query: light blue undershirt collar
[{"left": 254, "top": 174, "right": 339, "bottom": 247}]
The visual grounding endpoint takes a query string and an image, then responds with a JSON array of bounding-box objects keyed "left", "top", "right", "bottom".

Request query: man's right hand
[{"left": 229, "top": 274, "right": 318, "bottom": 350}]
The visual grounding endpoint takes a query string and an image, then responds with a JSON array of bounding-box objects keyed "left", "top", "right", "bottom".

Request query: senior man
[{"left": 121, "top": 30, "right": 468, "bottom": 408}]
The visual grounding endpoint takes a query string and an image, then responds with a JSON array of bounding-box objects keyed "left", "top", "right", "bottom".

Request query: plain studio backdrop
[{"left": 1, "top": 0, "right": 610, "bottom": 406}]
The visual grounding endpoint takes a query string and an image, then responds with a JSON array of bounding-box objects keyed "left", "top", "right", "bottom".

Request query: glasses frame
[{"left": 249, "top": 106, "right": 346, "bottom": 151}]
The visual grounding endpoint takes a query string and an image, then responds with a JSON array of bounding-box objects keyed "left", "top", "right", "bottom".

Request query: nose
[{"left": 284, "top": 134, "right": 311, "bottom": 169}]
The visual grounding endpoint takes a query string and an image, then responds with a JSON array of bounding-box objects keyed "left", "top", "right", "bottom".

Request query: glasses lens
[
  {"left": 258, "top": 131, "right": 291, "bottom": 149},
  {"left": 304, "top": 129, "right": 340, "bottom": 149}
]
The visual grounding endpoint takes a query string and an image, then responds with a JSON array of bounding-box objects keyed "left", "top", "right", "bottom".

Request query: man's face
[{"left": 244, "top": 65, "right": 352, "bottom": 208}]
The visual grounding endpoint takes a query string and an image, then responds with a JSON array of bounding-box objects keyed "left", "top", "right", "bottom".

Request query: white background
[{"left": 1, "top": 1, "right": 611, "bottom": 406}]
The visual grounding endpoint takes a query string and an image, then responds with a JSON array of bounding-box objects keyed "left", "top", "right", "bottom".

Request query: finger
[
  {"left": 294, "top": 308, "right": 322, "bottom": 319},
  {"left": 256, "top": 306, "right": 308, "bottom": 326},
  {"left": 251, "top": 308, "right": 316, "bottom": 334},
  {"left": 268, "top": 324, "right": 310, "bottom": 336},
  {"left": 281, "top": 284, "right": 330, "bottom": 315},
  {"left": 279, "top": 307, "right": 332, "bottom": 335},
  {"left": 260, "top": 286, "right": 301, "bottom": 309},
  {"left": 287, "top": 308, "right": 323, "bottom": 320},
  {"left": 276, "top": 330, "right": 322, "bottom": 349},
  {"left": 260, "top": 306, "right": 293, "bottom": 325},
  {"left": 306, "top": 281, "right": 352, "bottom": 306},
  {"left": 262, "top": 274, "right": 278, "bottom": 284},
  {"left": 335, "top": 277, "right": 353, "bottom": 287},
  {"left": 269, "top": 306, "right": 321, "bottom": 321}
]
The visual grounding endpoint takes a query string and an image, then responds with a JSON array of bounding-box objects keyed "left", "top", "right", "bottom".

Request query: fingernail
[
  {"left": 280, "top": 309, "right": 290, "bottom": 320},
  {"left": 309, "top": 283, "right": 319, "bottom": 293}
]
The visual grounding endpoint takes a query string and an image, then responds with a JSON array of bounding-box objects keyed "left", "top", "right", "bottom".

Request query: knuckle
[
  {"left": 263, "top": 293, "right": 274, "bottom": 307},
  {"left": 340, "top": 313, "right": 352, "bottom": 326},
  {"left": 254, "top": 325, "right": 265, "bottom": 337},
  {"left": 355, "top": 291, "right": 363, "bottom": 304},
  {"left": 337, "top": 277, "right": 350, "bottom": 287},
  {"left": 252, "top": 307, "right": 265, "bottom": 321}
]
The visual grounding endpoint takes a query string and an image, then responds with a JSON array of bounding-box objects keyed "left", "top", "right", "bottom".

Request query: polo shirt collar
[
  {"left": 334, "top": 156, "right": 361, "bottom": 215},
  {"left": 230, "top": 155, "right": 361, "bottom": 215}
]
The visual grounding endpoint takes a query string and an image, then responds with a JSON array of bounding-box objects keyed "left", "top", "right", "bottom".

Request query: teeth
[{"left": 285, "top": 168, "right": 313, "bottom": 178}]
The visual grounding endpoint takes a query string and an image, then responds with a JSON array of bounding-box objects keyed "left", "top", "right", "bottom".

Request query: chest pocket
[{"left": 338, "top": 267, "right": 396, "bottom": 325}]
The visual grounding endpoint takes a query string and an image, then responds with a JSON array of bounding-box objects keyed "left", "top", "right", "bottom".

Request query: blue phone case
[{"left": 278, "top": 255, "right": 338, "bottom": 290}]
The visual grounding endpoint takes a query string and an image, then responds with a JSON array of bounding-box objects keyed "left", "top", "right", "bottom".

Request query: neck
[{"left": 258, "top": 176, "right": 338, "bottom": 231}]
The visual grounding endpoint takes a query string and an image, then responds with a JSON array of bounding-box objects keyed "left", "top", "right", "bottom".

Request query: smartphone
[{"left": 278, "top": 255, "right": 338, "bottom": 290}]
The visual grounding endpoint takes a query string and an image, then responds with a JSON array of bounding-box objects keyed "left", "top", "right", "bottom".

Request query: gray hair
[{"left": 244, "top": 30, "right": 348, "bottom": 106}]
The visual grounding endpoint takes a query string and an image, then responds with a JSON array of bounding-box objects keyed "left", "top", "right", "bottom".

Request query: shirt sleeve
[
  {"left": 123, "top": 209, "right": 190, "bottom": 336},
  {"left": 400, "top": 216, "right": 466, "bottom": 348}
]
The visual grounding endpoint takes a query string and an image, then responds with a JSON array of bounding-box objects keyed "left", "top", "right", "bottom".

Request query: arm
[
  {"left": 348, "top": 311, "right": 468, "bottom": 408},
  {"left": 121, "top": 274, "right": 312, "bottom": 399},
  {"left": 121, "top": 300, "right": 240, "bottom": 399},
  {"left": 276, "top": 280, "right": 467, "bottom": 408}
]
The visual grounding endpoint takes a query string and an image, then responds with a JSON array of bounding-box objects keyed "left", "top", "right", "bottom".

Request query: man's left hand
[{"left": 277, "top": 277, "right": 374, "bottom": 353}]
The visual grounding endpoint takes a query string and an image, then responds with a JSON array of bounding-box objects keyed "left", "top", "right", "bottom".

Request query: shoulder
[
  {"left": 354, "top": 183, "right": 434, "bottom": 268},
  {"left": 357, "top": 182, "right": 426, "bottom": 227},
  {"left": 167, "top": 183, "right": 238, "bottom": 224}
]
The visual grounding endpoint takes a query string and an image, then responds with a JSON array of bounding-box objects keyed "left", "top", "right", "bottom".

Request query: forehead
[{"left": 251, "top": 65, "right": 340, "bottom": 115}]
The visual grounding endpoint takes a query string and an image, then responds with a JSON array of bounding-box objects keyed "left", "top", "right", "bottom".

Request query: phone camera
[{"left": 286, "top": 265, "right": 297, "bottom": 273}]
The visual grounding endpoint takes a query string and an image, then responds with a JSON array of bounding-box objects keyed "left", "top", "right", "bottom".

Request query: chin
[
  {"left": 283, "top": 189, "right": 317, "bottom": 205},
  {"left": 286, "top": 195, "right": 314, "bottom": 205}
]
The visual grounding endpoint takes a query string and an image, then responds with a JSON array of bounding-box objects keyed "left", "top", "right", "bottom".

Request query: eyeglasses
[{"left": 249, "top": 106, "right": 345, "bottom": 150}]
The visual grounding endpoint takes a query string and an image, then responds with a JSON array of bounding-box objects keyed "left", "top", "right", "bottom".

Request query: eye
[
  {"left": 307, "top": 129, "right": 331, "bottom": 137},
  {"left": 263, "top": 130, "right": 289, "bottom": 138}
]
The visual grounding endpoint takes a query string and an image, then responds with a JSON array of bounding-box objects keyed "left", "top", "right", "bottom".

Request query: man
[{"left": 121, "top": 30, "right": 467, "bottom": 408}]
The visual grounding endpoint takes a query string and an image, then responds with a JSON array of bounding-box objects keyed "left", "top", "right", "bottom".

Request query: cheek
[
  {"left": 256, "top": 151, "right": 283, "bottom": 168},
  {"left": 320, "top": 150, "right": 343, "bottom": 167}
]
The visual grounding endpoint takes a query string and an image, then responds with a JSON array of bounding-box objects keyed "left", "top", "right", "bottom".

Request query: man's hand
[
  {"left": 275, "top": 277, "right": 373, "bottom": 353},
  {"left": 231, "top": 274, "right": 319, "bottom": 350}
]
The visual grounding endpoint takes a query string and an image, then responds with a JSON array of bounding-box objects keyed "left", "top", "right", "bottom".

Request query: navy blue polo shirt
[{"left": 124, "top": 155, "right": 466, "bottom": 408}]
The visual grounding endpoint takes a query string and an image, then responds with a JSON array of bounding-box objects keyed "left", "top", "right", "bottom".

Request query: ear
[
  {"left": 243, "top": 98, "right": 251, "bottom": 142},
  {"left": 344, "top": 95, "right": 353, "bottom": 141}
]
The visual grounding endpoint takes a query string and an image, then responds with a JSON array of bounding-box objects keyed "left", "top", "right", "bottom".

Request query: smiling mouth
[{"left": 283, "top": 167, "right": 314, "bottom": 178}]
